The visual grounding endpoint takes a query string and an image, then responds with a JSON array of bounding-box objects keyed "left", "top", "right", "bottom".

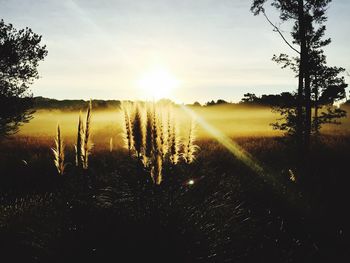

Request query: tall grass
[
  {"left": 82, "top": 100, "right": 92, "bottom": 169},
  {"left": 182, "top": 119, "right": 198, "bottom": 164},
  {"left": 143, "top": 107, "right": 153, "bottom": 166},
  {"left": 75, "top": 113, "right": 84, "bottom": 167},
  {"left": 75, "top": 101, "right": 93, "bottom": 169},
  {"left": 152, "top": 153, "right": 163, "bottom": 185},
  {"left": 168, "top": 113, "right": 180, "bottom": 165},
  {"left": 52, "top": 124, "right": 65, "bottom": 175},
  {"left": 52, "top": 101, "right": 198, "bottom": 183},
  {"left": 151, "top": 107, "right": 163, "bottom": 184},
  {"left": 121, "top": 102, "right": 199, "bottom": 184},
  {"left": 109, "top": 137, "right": 113, "bottom": 152},
  {"left": 132, "top": 104, "right": 143, "bottom": 159},
  {"left": 122, "top": 102, "right": 133, "bottom": 156},
  {"left": 158, "top": 113, "right": 167, "bottom": 159}
]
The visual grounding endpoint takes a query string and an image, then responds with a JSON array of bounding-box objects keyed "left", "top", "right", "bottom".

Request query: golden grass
[
  {"left": 182, "top": 119, "right": 199, "bottom": 164},
  {"left": 51, "top": 124, "right": 65, "bottom": 175},
  {"left": 120, "top": 102, "right": 200, "bottom": 184},
  {"left": 82, "top": 100, "right": 93, "bottom": 169},
  {"left": 15, "top": 104, "right": 349, "bottom": 152},
  {"left": 17, "top": 106, "right": 284, "bottom": 140}
]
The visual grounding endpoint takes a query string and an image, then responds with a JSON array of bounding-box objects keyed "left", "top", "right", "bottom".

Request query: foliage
[
  {"left": 0, "top": 19, "right": 47, "bottom": 137},
  {"left": 205, "top": 99, "right": 229, "bottom": 106},
  {"left": 240, "top": 92, "right": 295, "bottom": 107},
  {"left": 251, "top": 0, "right": 348, "bottom": 143},
  {"left": 33, "top": 97, "right": 122, "bottom": 111}
]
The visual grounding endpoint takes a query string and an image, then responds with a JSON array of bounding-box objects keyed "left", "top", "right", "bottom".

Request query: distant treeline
[
  {"left": 33, "top": 97, "right": 122, "bottom": 111},
  {"left": 194, "top": 92, "right": 297, "bottom": 107},
  {"left": 32, "top": 93, "right": 350, "bottom": 111}
]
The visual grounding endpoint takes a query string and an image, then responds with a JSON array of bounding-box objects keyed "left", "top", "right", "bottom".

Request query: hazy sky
[{"left": 1, "top": 0, "right": 349, "bottom": 103}]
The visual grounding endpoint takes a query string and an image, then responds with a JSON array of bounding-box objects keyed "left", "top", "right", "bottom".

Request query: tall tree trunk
[
  {"left": 304, "top": 62, "right": 311, "bottom": 151},
  {"left": 297, "top": 0, "right": 307, "bottom": 172},
  {"left": 314, "top": 80, "right": 319, "bottom": 135}
]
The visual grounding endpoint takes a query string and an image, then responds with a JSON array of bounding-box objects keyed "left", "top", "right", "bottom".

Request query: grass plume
[
  {"left": 132, "top": 104, "right": 143, "bottom": 159},
  {"left": 75, "top": 101, "right": 93, "bottom": 169},
  {"left": 151, "top": 106, "right": 161, "bottom": 156},
  {"left": 82, "top": 100, "right": 92, "bottom": 169},
  {"left": 143, "top": 107, "right": 153, "bottom": 166},
  {"left": 52, "top": 123, "right": 65, "bottom": 175},
  {"left": 122, "top": 102, "right": 133, "bottom": 156},
  {"left": 119, "top": 102, "right": 200, "bottom": 184},
  {"left": 182, "top": 119, "right": 198, "bottom": 164},
  {"left": 158, "top": 113, "right": 167, "bottom": 159},
  {"left": 75, "top": 112, "right": 84, "bottom": 167},
  {"left": 109, "top": 137, "right": 113, "bottom": 152},
  {"left": 151, "top": 153, "right": 163, "bottom": 185},
  {"left": 169, "top": 120, "right": 180, "bottom": 165}
]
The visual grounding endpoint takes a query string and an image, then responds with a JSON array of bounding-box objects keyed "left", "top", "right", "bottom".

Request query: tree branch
[{"left": 262, "top": 11, "right": 300, "bottom": 55}]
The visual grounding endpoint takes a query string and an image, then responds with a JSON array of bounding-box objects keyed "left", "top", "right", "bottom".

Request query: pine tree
[{"left": 251, "top": 0, "right": 348, "bottom": 171}]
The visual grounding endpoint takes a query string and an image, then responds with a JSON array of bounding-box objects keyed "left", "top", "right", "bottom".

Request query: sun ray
[
  {"left": 179, "top": 105, "right": 301, "bottom": 204},
  {"left": 180, "top": 104, "right": 265, "bottom": 176}
]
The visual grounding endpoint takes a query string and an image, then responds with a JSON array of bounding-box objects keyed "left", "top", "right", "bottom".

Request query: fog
[{"left": 18, "top": 104, "right": 350, "bottom": 148}]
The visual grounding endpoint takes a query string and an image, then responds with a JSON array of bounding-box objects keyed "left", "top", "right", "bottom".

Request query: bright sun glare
[{"left": 137, "top": 67, "right": 179, "bottom": 100}]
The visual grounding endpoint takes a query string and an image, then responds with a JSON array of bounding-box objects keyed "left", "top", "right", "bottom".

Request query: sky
[{"left": 1, "top": 0, "right": 350, "bottom": 103}]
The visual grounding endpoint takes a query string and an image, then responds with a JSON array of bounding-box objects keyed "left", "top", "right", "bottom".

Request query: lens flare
[
  {"left": 180, "top": 105, "right": 265, "bottom": 177},
  {"left": 137, "top": 67, "right": 179, "bottom": 100}
]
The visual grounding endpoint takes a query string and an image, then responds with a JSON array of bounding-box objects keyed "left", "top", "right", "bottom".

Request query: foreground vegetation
[{"left": 0, "top": 134, "right": 348, "bottom": 262}]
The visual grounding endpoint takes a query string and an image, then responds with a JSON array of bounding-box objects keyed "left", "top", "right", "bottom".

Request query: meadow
[
  {"left": 0, "top": 103, "right": 349, "bottom": 262},
  {"left": 18, "top": 104, "right": 350, "bottom": 140}
]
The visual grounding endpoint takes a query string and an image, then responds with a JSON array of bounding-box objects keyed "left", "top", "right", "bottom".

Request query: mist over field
[{"left": 18, "top": 104, "right": 350, "bottom": 146}]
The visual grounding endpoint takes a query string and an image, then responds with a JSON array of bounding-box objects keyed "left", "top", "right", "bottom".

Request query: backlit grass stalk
[
  {"left": 167, "top": 110, "right": 172, "bottom": 149},
  {"left": 132, "top": 104, "right": 143, "bottom": 159},
  {"left": 143, "top": 107, "right": 153, "bottom": 167},
  {"left": 109, "top": 137, "right": 113, "bottom": 152},
  {"left": 182, "top": 119, "right": 198, "bottom": 164},
  {"left": 169, "top": 117, "right": 180, "bottom": 165},
  {"left": 82, "top": 100, "right": 92, "bottom": 169},
  {"left": 151, "top": 153, "right": 163, "bottom": 185},
  {"left": 122, "top": 103, "right": 133, "bottom": 156},
  {"left": 52, "top": 124, "right": 65, "bottom": 175},
  {"left": 75, "top": 101, "right": 93, "bottom": 169},
  {"left": 152, "top": 107, "right": 161, "bottom": 156},
  {"left": 158, "top": 112, "right": 167, "bottom": 159},
  {"left": 151, "top": 106, "right": 164, "bottom": 184},
  {"left": 75, "top": 112, "right": 84, "bottom": 167}
]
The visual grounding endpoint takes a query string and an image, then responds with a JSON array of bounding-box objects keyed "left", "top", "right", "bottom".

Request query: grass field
[
  {"left": 1, "top": 104, "right": 349, "bottom": 262},
  {"left": 18, "top": 104, "right": 350, "bottom": 139},
  {"left": 17, "top": 105, "right": 283, "bottom": 139}
]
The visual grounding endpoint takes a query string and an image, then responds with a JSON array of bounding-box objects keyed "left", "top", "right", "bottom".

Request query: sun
[{"left": 137, "top": 67, "right": 179, "bottom": 100}]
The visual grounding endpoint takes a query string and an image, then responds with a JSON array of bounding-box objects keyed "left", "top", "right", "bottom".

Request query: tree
[
  {"left": 251, "top": 1, "right": 347, "bottom": 158},
  {"left": 192, "top": 101, "right": 202, "bottom": 107},
  {"left": 0, "top": 19, "right": 47, "bottom": 137},
  {"left": 241, "top": 93, "right": 259, "bottom": 104},
  {"left": 272, "top": 51, "right": 347, "bottom": 135}
]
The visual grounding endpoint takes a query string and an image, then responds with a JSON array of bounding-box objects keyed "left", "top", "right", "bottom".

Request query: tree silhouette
[
  {"left": 0, "top": 19, "right": 47, "bottom": 137},
  {"left": 272, "top": 50, "right": 347, "bottom": 135},
  {"left": 251, "top": 0, "right": 347, "bottom": 174},
  {"left": 241, "top": 93, "right": 258, "bottom": 104}
]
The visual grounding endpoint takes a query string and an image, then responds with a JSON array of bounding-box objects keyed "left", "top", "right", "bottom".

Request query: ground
[{"left": 0, "top": 135, "right": 349, "bottom": 262}]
